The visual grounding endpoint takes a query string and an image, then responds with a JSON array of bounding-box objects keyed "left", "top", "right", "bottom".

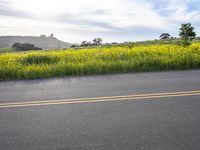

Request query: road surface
[{"left": 0, "top": 70, "right": 200, "bottom": 150}]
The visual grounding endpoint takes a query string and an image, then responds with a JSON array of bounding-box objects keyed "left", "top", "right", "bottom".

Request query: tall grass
[{"left": 1, "top": 43, "right": 200, "bottom": 80}]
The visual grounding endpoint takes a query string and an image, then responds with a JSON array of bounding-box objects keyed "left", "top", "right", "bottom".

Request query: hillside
[{"left": 0, "top": 35, "right": 72, "bottom": 50}]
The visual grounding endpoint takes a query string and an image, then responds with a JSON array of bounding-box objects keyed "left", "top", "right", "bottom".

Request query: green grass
[
  {"left": 0, "top": 48, "right": 15, "bottom": 53},
  {"left": 1, "top": 43, "right": 200, "bottom": 80}
]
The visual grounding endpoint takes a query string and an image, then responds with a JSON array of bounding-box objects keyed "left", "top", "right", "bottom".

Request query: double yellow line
[{"left": 0, "top": 90, "right": 200, "bottom": 108}]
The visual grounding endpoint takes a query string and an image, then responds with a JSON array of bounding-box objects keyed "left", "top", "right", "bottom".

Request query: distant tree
[
  {"left": 86, "top": 41, "right": 92, "bottom": 46},
  {"left": 22, "top": 43, "right": 35, "bottom": 51},
  {"left": 71, "top": 44, "right": 77, "bottom": 48},
  {"left": 160, "top": 33, "right": 171, "bottom": 39},
  {"left": 93, "top": 38, "right": 103, "bottom": 45},
  {"left": 179, "top": 23, "right": 196, "bottom": 46},
  {"left": 70, "top": 44, "right": 80, "bottom": 48},
  {"left": 12, "top": 43, "right": 21, "bottom": 50},
  {"left": 32, "top": 46, "right": 42, "bottom": 50},
  {"left": 111, "top": 42, "right": 118, "bottom": 45},
  {"left": 12, "top": 43, "right": 42, "bottom": 51},
  {"left": 50, "top": 34, "right": 54, "bottom": 38},
  {"left": 81, "top": 41, "right": 88, "bottom": 47}
]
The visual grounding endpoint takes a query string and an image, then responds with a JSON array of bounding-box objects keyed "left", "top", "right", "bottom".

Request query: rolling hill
[{"left": 0, "top": 35, "right": 72, "bottom": 50}]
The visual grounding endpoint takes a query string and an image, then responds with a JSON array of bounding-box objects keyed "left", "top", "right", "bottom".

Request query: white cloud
[{"left": 0, "top": 0, "right": 200, "bottom": 42}]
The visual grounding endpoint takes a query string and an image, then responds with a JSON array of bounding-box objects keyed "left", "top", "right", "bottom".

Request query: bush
[
  {"left": 19, "top": 55, "right": 60, "bottom": 65},
  {"left": 12, "top": 43, "right": 42, "bottom": 51}
]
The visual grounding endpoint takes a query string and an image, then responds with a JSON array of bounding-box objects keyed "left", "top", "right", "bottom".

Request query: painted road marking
[{"left": 0, "top": 90, "right": 200, "bottom": 108}]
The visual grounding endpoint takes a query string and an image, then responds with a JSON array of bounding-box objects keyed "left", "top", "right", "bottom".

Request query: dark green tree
[
  {"left": 12, "top": 43, "right": 21, "bottom": 50},
  {"left": 160, "top": 33, "right": 171, "bottom": 39},
  {"left": 93, "top": 38, "right": 103, "bottom": 45},
  {"left": 81, "top": 41, "right": 87, "bottom": 47},
  {"left": 179, "top": 23, "right": 196, "bottom": 46},
  {"left": 12, "top": 43, "right": 42, "bottom": 51}
]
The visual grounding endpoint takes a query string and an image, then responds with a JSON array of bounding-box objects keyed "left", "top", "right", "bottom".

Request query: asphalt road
[{"left": 0, "top": 70, "right": 200, "bottom": 150}]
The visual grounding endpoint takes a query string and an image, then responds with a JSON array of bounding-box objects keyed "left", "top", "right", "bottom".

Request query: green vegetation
[
  {"left": 160, "top": 33, "right": 171, "bottom": 40},
  {"left": 1, "top": 43, "right": 200, "bottom": 80},
  {"left": 12, "top": 43, "right": 42, "bottom": 51},
  {"left": 0, "top": 48, "right": 14, "bottom": 53},
  {"left": 18, "top": 55, "right": 60, "bottom": 65},
  {"left": 179, "top": 23, "right": 196, "bottom": 46}
]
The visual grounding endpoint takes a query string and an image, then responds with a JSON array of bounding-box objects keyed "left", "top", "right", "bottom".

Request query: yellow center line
[
  {"left": 1, "top": 90, "right": 200, "bottom": 106},
  {"left": 0, "top": 90, "right": 200, "bottom": 108}
]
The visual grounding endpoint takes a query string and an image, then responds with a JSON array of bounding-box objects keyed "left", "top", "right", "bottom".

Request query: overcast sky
[{"left": 0, "top": 0, "right": 200, "bottom": 43}]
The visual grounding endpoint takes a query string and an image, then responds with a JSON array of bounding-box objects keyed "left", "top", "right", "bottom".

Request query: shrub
[
  {"left": 12, "top": 43, "right": 42, "bottom": 51},
  {"left": 19, "top": 55, "right": 60, "bottom": 65}
]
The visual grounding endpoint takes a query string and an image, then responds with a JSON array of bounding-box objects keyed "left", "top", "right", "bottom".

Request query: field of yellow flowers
[{"left": 0, "top": 43, "right": 200, "bottom": 80}]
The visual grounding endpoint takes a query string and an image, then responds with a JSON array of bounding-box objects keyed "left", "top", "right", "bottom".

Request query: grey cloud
[
  {"left": 52, "top": 12, "right": 114, "bottom": 30},
  {"left": 91, "top": 9, "right": 107, "bottom": 15},
  {"left": 0, "top": 8, "right": 33, "bottom": 18},
  {"left": 104, "top": 26, "right": 163, "bottom": 41},
  {"left": 0, "top": 1, "right": 34, "bottom": 19},
  {"left": 51, "top": 12, "right": 164, "bottom": 41},
  {"left": 61, "top": 25, "right": 164, "bottom": 42},
  {"left": 0, "top": 0, "right": 9, "bottom": 8}
]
